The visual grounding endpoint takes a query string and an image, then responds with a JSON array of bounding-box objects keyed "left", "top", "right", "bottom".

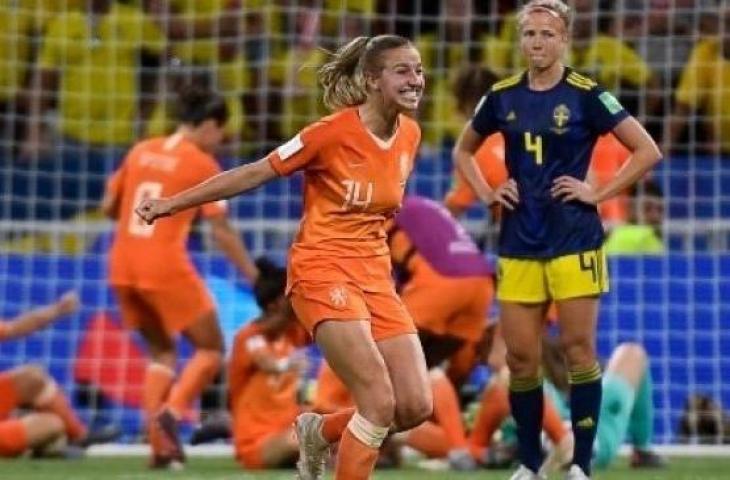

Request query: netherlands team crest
[{"left": 329, "top": 286, "right": 348, "bottom": 308}]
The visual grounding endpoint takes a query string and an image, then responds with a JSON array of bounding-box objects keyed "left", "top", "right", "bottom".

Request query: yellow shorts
[{"left": 497, "top": 248, "right": 609, "bottom": 303}]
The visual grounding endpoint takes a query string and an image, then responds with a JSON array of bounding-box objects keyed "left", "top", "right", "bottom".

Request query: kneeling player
[{"left": 229, "top": 259, "right": 309, "bottom": 469}]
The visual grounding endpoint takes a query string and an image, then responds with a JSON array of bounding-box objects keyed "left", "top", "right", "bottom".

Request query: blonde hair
[
  {"left": 318, "top": 35, "right": 412, "bottom": 111},
  {"left": 518, "top": 0, "right": 573, "bottom": 33}
]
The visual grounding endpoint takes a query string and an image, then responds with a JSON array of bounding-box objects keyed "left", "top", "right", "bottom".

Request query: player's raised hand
[
  {"left": 135, "top": 198, "right": 173, "bottom": 224},
  {"left": 491, "top": 178, "right": 519, "bottom": 210},
  {"left": 551, "top": 176, "right": 598, "bottom": 205},
  {"left": 54, "top": 290, "right": 80, "bottom": 316}
]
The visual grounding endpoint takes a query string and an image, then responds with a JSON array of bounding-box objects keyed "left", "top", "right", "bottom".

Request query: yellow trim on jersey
[
  {"left": 496, "top": 248, "right": 609, "bottom": 302},
  {"left": 568, "top": 71, "right": 597, "bottom": 85},
  {"left": 566, "top": 72, "right": 597, "bottom": 90},
  {"left": 492, "top": 73, "right": 523, "bottom": 92}
]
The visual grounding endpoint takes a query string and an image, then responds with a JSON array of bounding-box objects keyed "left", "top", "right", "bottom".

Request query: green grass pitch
[{"left": 2, "top": 456, "right": 730, "bottom": 480}]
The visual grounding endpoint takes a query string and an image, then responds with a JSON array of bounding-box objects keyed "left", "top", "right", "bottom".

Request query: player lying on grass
[
  {"left": 541, "top": 338, "right": 665, "bottom": 471},
  {"left": 0, "top": 291, "right": 118, "bottom": 457}
]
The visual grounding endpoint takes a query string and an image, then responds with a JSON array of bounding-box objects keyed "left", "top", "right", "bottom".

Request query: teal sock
[{"left": 628, "top": 368, "right": 654, "bottom": 449}]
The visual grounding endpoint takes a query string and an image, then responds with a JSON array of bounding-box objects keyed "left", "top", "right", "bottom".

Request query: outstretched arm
[
  {"left": 136, "top": 157, "right": 277, "bottom": 224},
  {"left": 0, "top": 291, "right": 80, "bottom": 341}
]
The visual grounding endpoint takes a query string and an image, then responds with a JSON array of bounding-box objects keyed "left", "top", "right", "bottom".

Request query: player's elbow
[{"left": 646, "top": 142, "right": 663, "bottom": 168}]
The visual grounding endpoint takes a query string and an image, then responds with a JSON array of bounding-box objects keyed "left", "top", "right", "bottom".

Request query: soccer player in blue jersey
[{"left": 452, "top": 1, "right": 662, "bottom": 479}]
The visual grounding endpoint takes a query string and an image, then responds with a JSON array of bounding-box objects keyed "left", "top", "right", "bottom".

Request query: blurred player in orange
[
  {"left": 136, "top": 35, "right": 432, "bottom": 480},
  {"left": 444, "top": 66, "right": 508, "bottom": 219},
  {"left": 101, "top": 85, "right": 259, "bottom": 468},
  {"left": 0, "top": 291, "right": 110, "bottom": 457},
  {"left": 444, "top": 65, "right": 631, "bottom": 226},
  {"left": 229, "top": 258, "right": 309, "bottom": 469}
]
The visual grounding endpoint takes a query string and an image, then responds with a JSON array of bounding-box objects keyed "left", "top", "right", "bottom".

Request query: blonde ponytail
[
  {"left": 318, "top": 35, "right": 413, "bottom": 111},
  {"left": 318, "top": 37, "right": 369, "bottom": 111}
]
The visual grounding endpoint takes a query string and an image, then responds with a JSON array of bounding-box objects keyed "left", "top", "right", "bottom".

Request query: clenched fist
[{"left": 135, "top": 198, "right": 173, "bottom": 225}]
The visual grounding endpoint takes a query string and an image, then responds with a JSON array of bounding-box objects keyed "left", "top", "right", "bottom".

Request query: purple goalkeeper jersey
[{"left": 394, "top": 196, "right": 493, "bottom": 278}]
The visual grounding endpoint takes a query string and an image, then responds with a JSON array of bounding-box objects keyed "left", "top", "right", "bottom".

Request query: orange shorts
[
  {"left": 0, "top": 419, "right": 28, "bottom": 457},
  {"left": 401, "top": 270, "right": 494, "bottom": 344},
  {"left": 235, "top": 430, "right": 285, "bottom": 470},
  {"left": 0, "top": 370, "right": 20, "bottom": 419},
  {"left": 290, "top": 281, "right": 416, "bottom": 342},
  {"left": 112, "top": 275, "right": 215, "bottom": 335}
]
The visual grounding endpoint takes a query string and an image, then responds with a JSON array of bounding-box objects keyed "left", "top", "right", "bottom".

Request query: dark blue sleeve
[
  {"left": 584, "top": 86, "right": 630, "bottom": 135},
  {"left": 470, "top": 90, "right": 499, "bottom": 137}
]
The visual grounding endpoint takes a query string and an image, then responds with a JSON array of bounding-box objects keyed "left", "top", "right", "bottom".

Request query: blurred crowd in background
[{"left": 1, "top": 0, "right": 729, "bottom": 232}]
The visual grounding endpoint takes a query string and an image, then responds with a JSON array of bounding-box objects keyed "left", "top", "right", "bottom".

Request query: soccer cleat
[
  {"left": 152, "top": 408, "right": 185, "bottom": 467},
  {"left": 566, "top": 464, "right": 591, "bottom": 479},
  {"left": 77, "top": 423, "right": 122, "bottom": 448},
  {"left": 509, "top": 465, "right": 547, "bottom": 480},
  {"left": 630, "top": 448, "right": 667, "bottom": 469},
  {"left": 190, "top": 412, "right": 232, "bottom": 445},
  {"left": 294, "top": 412, "right": 330, "bottom": 480}
]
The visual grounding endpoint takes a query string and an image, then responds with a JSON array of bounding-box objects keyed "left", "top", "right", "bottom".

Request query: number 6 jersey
[
  {"left": 471, "top": 68, "right": 629, "bottom": 259},
  {"left": 107, "top": 134, "right": 227, "bottom": 288}
]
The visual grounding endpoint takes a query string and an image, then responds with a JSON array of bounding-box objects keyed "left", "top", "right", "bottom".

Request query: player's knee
[
  {"left": 14, "top": 365, "right": 49, "bottom": 400},
  {"left": 506, "top": 350, "right": 540, "bottom": 378},
  {"left": 395, "top": 392, "right": 433, "bottom": 430},
  {"left": 614, "top": 342, "right": 646, "bottom": 364},
  {"left": 560, "top": 336, "right": 596, "bottom": 368}
]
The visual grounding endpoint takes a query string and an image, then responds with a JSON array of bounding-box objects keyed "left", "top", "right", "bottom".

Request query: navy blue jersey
[{"left": 471, "top": 68, "right": 630, "bottom": 258}]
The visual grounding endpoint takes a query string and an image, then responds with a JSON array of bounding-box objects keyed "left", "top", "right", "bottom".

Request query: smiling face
[
  {"left": 366, "top": 45, "right": 425, "bottom": 113},
  {"left": 519, "top": 9, "right": 568, "bottom": 71}
]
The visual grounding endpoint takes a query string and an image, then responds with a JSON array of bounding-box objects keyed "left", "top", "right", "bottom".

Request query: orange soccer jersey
[
  {"left": 444, "top": 132, "right": 508, "bottom": 212},
  {"left": 590, "top": 133, "right": 631, "bottom": 225},
  {"left": 108, "top": 134, "right": 227, "bottom": 288},
  {"left": 229, "top": 323, "right": 301, "bottom": 466},
  {"left": 266, "top": 107, "right": 421, "bottom": 337},
  {"left": 107, "top": 134, "right": 227, "bottom": 332}
]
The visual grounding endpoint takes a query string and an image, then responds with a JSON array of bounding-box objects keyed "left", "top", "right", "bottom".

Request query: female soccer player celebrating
[
  {"left": 452, "top": 1, "right": 662, "bottom": 479},
  {"left": 102, "top": 86, "right": 259, "bottom": 468},
  {"left": 136, "top": 35, "right": 431, "bottom": 480}
]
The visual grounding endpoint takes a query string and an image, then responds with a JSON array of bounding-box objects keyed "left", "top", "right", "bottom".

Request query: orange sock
[
  {"left": 406, "top": 421, "right": 450, "bottom": 458},
  {"left": 166, "top": 350, "right": 221, "bottom": 418},
  {"left": 144, "top": 363, "right": 175, "bottom": 418},
  {"left": 468, "top": 383, "right": 511, "bottom": 458},
  {"left": 36, "top": 384, "right": 86, "bottom": 442},
  {"left": 431, "top": 374, "right": 468, "bottom": 449},
  {"left": 334, "top": 428, "right": 380, "bottom": 480},
  {"left": 321, "top": 407, "right": 356, "bottom": 443},
  {"left": 542, "top": 395, "right": 567, "bottom": 444}
]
